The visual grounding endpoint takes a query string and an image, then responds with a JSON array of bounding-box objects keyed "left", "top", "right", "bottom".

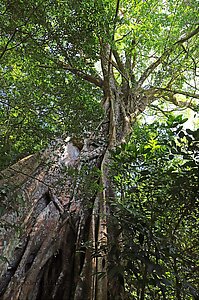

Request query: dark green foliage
[
  {"left": 0, "top": 66, "right": 103, "bottom": 169},
  {"left": 111, "top": 118, "right": 199, "bottom": 299},
  {"left": 0, "top": 0, "right": 107, "bottom": 170},
  {"left": 0, "top": 0, "right": 198, "bottom": 297},
  {"left": 1, "top": 0, "right": 198, "bottom": 170}
]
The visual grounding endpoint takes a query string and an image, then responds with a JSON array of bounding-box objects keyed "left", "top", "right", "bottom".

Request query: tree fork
[
  {"left": 0, "top": 38, "right": 151, "bottom": 298},
  {"left": 0, "top": 114, "right": 129, "bottom": 300}
]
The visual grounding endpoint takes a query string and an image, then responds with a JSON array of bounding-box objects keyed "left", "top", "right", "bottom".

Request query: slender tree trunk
[{"left": 174, "top": 258, "right": 182, "bottom": 300}]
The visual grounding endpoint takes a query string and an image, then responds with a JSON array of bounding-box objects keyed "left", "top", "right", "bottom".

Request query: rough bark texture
[
  {"left": 1, "top": 13, "right": 198, "bottom": 295},
  {"left": 0, "top": 39, "right": 151, "bottom": 299},
  {"left": 0, "top": 137, "right": 107, "bottom": 299},
  {"left": 0, "top": 84, "right": 149, "bottom": 299}
]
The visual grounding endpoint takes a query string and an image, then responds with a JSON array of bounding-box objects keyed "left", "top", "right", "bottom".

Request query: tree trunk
[
  {"left": 0, "top": 41, "right": 150, "bottom": 299},
  {"left": 0, "top": 97, "right": 133, "bottom": 299},
  {"left": 0, "top": 136, "right": 107, "bottom": 299},
  {"left": 0, "top": 88, "right": 149, "bottom": 300}
]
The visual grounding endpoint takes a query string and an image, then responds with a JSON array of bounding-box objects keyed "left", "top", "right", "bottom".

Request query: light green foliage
[
  {"left": 111, "top": 118, "right": 199, "bottom": 299},
  {"left": 114, "top": 0, "right": 198, "bottom": 84}
]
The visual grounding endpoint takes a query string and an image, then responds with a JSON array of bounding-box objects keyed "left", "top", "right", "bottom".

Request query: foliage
[
  {"left": 111, "top": 117, "right": 199, "bottom": 299},
  {"left": 0, "top": 63, "right": 103, "bottom": 169},
  {"left": 0, "top": 0, "right": 198, "bottom": 169},
  {"left": 0, "top": 0, "right": 199, "bottom": 297}
]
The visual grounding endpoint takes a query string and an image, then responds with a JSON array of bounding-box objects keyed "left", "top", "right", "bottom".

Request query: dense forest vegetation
[{"left": 0, "top": 0, "right": 198, "bottom": 299}]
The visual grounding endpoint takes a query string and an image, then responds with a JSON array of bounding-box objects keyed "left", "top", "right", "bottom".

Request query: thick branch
[
  {"left": 138, "top": 26, "right": 199, "bottom": 87},
  {"left": 175, "top": 26, "right": 199, "bottom": 44},
  {"left": 112, "top": 49, "right": 126, "bottom": 76},
  {"left": 112, "top": 0, "right": 120, "bottom": 41},
  {"left": 112, "top": 50, "right": 129, "bottom": 82},
  {"left": 40, "top": 62, "right": 104, "bottom": 88},
  {"left": 67, "top": 67, "right": 104, "bottom": 88},
  {"left": 152, "top": 86, "right": 199, "bottom": 99},
  {"left": 60, "top": 61, "right": 104, "bottom": 88},
  {"left": 148, "top": 86, "right": 198, "bottom": 111},
  {"left": 106, "top": 0, "right": 121, "bottom": 79}
]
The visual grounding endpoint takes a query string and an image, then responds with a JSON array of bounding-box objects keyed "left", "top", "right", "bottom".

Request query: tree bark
[
  {"left": 0, "top": 137, "right": 107, "bottom": 299},
  {"left": 0, "top": 80, "right": 150, "bottom": 299},
  {"left": 0, "top": 38, "right": 152, "bottom": 299}
]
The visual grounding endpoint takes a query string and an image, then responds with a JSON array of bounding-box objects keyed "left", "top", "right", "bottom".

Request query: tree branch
[
  {"left": 108, "top": 0, "right": 121, "bottom": 78},
  {"left": 112, "top": 49, "right": 126, "bottom": 76},
  {"left": 40, "top": 62, "right": 104, "bottom": 88},
  {"left": 150, "top": 103, "right": 192, "bottom": 115},
  {"left": 150, "top": 104, "right": 170, "bottom": 117},
  {"left": 148, "top": 86, "right": 198, "bottom": 111},
  {"left": 0, "top": 28, "right": 18, "bottom": 60},
  {"left": 152, "top": 86, "right": 199, "bottom": 99},
  {"left": 64, "top": 66, "right": 104, "bottom": 88},
  {"left": 112, "top": 0, "right": 120, "bottom": 39},
  {"left": 138, "top": 26, "right": 199, "bottom": 87},
  {"left": 112, "top": 49, "right": 129, "bottom": 82},
  {"left": 175, "top": 26, "right": 199, "bottom": 44}
]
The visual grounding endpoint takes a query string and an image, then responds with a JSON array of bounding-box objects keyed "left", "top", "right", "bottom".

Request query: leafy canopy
[{"left": 0, "top": 0, "right": 198, "bottom": 168}]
